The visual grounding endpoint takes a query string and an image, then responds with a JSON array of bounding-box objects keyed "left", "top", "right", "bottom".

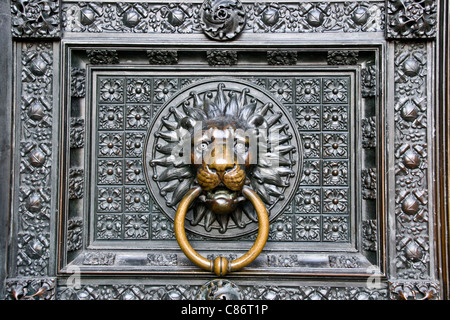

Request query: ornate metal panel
[{"left": 1, "top": 0, "right": 447, "bottom": 300}]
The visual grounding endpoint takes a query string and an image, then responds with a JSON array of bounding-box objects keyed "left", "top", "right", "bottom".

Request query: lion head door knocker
[{"left": 144, "top": 79, "right": 302, "bottom": 276}]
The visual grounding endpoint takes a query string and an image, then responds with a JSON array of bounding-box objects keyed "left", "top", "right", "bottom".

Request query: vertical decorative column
[
  {"left": 386, "top": 0, "right": 440, "bottom": 300},
  {"left": 6, "top": 0, "right": 61, "bottom": 300}
]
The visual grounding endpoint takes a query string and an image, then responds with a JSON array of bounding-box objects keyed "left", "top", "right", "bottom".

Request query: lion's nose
[{"left": 209, "top": 159, "right": 234, "bottom": 173}]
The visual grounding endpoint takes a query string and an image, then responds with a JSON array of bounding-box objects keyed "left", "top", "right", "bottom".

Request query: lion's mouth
[
  {"left": 199, "top": 185, "right": 246, "bottom": 215},
  {"left": 206, "top": 185, "right": 237, "bottom": 200}
]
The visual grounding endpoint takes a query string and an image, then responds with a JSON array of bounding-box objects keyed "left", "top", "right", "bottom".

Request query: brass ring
[{"left": 174, "top": 186, "right": 269, "bottom": 276}]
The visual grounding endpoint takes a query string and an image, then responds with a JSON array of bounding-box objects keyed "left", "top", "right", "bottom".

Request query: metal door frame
[{"left": 0, "top": 0, "right": 449, "bottom": 300}]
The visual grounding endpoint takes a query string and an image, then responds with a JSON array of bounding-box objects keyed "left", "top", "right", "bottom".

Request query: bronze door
[{"left": 1, "top": 0, "right": 449, "bottom": 300}]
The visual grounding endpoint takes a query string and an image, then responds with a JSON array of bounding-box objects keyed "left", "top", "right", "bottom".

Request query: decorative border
[
  {"left": 56, "top": 282, "right": 389, "bottom": 300},
  {"left": 60, "top": 1, "right": 386, "bottom": 35},
  {"left": 11, "top": 0, "right": 61, "bottom": 39},
  {"left": 13, "top": 42, "right": 55, "bottom": 278},
  {"left": 393, "top": 41, "right": 432, "bottom": 280},
  {"left": 4, "top": 0, "right": 443, "bottom": 300},
  {"left": 386, "top": 0, "right": 438, "bottom": 39}
]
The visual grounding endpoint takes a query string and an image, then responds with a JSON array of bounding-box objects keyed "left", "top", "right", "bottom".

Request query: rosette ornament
[{"left": 199, "top": 0, "right": 247, "bottom": 41}]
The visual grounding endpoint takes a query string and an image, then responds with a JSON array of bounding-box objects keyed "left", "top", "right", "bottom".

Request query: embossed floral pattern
[
  {"left": 97, "top": 214, "right": 122, "bottom": 239},
  {"left": 125, "top": 132, "right": 145, "bottom": 157},
  {"left": 98, "top": 133, "right": 123, "bottom": 157},
  {"left": 323, "top": 106, "right": 348, "bottom": 131},
  {"left": 296, "top": 79, "right": 320, "bottom": 103},
  {"left": 300, "top": 160, "right": 320, "bottom": 185},
  {"left": 99, "top": 78, "right": 124, "bottom": 102},
  {"left": 152, "top": 213, "right": 175, "bottom": 240},
  {"left": 323, "top": 216, "right": 349, "bottom": 242},
  {"left": 296, "top": 105, "right": 320, "bottom": 130},
  {"left": 126, "top": 105, "right": 150, "bottom": 129},
  {"left": 98, "top": 105, "right": 124, "bottom": 130},
  {"left": 296, "top": 216, "right": 320, "bottom": 241},
  {"left": 126, "top": 79, "right": 151, "bottom": 102},
  {"left": 323, "top": 161, "right": 348, "bottom": 186},
  {"left": 98, "top": 187, "right": 122, "bottom": 212},
  {"left": 269, "top": 79, "right": 293, "bottom": 103},
  {"left": 323, "top": 133, "right": 348, "bottom": 158},
  {"left": 125, "top": 160, "right": 144, "bottom": 184},
  {"left": 124, "top": 214, "right": 149, "bottom": 239},
  {"left": 323, "top": 78, "right": 348, "bottom": 103},
  {"left": 269, "top": 216, "right": 293, "bottom": 241},
  {"left": 301, "top": 134, "right": 320, "bottom": 158},
  {"left": 124, "top": 187, "right": 150, "bottom": 212},
  {"left": 323, "top": 188, "right": 348, "bottom": 213},
  {"left": 154, "top": 79, "right": 177, "bottom": 103},
  {"left": 295, "top": 188, "right": 321, "bottom": 213},
  {"left": 98, "top": 160, "right": 123, "bottom": 185}
]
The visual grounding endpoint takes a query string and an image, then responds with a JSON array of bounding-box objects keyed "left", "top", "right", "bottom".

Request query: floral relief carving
[
  {"left": 361, "top": 65, "right": 377, "bottom": 97},
  {"left": 11, "top": 0, "right": 61, "bottom": 38},
  {"left": 82, "top": 252, "right": 116, "bottom": 265},
  {"left": 97, "top": 214, "right": 122, "bottom": 239},
  {"left": 206, "top": 50, "right": 238, "bottom": 66},
  {"left": 269, "top": 216, "right": 293, "bottom": 241},
  {"left": 126, "top": 79, "right": 152, "bottom": 103},
  {"left": 98, "top": 160, "right": 123, "bottom": 185},
  {"left": 97, "top": 187, "right": 123, "bottom": 212},
  {"left": 154, "top": 79, "right": 178, "bottom": 103},
  {"left": 124, "top": 187, "right": 151, "bottom": 212},
  {"left": 295, "top": 216, "right": 320, "bottom": 241},
  {"left": 68, "top": 168, "right": 84, "bottom": 199},
  {"left": 300, "top": 160, "right": 320, "bottom": 185},
  {"left": 327, "top": 51, "right": 358, "bottom": 65},
  {"left": 71, "top": 68, "right": 86, "bottom": 98},
  {"left": 67, "top": 218, "right": 83, "bottom": 252},
  {"left": 296, "top": 79, "right": 321, "bottom": 104},
  {"left": 323, "top": 188, "right": 348, "bottom": 213},
  {"left": 126, "top": 105, "right": 151, "bottom": 129},
  {"left": 15, "top": 43, "right": 54, "bottom": 277},
  {"left": 323, "top": 105, "right": 348, "bottom": 131},
  {"left": 394, "top": 42, "right": 430, "bottom": 280},
  {"left": 87, "top": 50, "right": 120, "bottom": 65},
  {"left": 267, "top": 50, "right": 297, "bottom": 65},
  {"left": 99, "top": 78, "right": 124, "bottom": 102},
  {"left": 152, "top": 213, "right": 175, "bottom": 240},
  {"left": 70, "top": 118, "right": 85, "bottom": 149},
  {"left": 62, "top": 1, "right": 386, "bottom": 35},
  {"left": 323, "top": 216, "right": 349, "bottom": 242},
  {"left": 323, "top": 78, "right": 349, "bottom": 103},
  {"left": 294, "top": 188, "right": 321, "bottom": 214},
  {"left": 98, "top": 105, "right": 124, "bottom": 130},
  {"left": 362, "top": 168, "right": 377, "bottom": 200},
  {"left": 296, "top": 105, "right": 320, "bottom": 130},
  {"left": 6, "top": 278, "right": 56, "bottom": 300},
  {"left": 362, "top": 116, "right": 377, "bottom": 148},
  {"left": 98, "top": 133, "right": 123, "bottom": 157},
  {"left": 269, "top": 79, "right": 293, "bottom": 103},
  {"left": 362, "top": 220, "right": 377, "bottom": 251},
  {"left": 124, "top": 214, "right": 149, "bottom": 239},
  {"left": 301, "top": 134, "right": 321, "bottom": 159},
  {"left": 125, "top": 132, "right": 146, "bottom": 157},
  {"left": 125, "top": 160, "right": 145, "bottom": 184},
  {"left": 386, "top": 0, "right": 437, "bottom": 39},
  {"left": 323, "top": 161, "right": 348, "bottom": 186},
  {"left": 323, "top": 133, "right": 348, "bottom": 158},
  {"left": 147, "top": 50, "right": 179, "bottom": 65}
]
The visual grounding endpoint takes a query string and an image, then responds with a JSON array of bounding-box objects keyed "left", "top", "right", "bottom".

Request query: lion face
[{"left": 193, "top": 125, "right": 252, "bottom": 215}]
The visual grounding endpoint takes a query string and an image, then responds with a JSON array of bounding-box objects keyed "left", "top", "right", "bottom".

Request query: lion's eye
[
  {"left": 235, "top": 142, "right": 247, "bottom": 154},
  {"left": 195, "top": 142, "right": 209, "bottom": 153}
]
